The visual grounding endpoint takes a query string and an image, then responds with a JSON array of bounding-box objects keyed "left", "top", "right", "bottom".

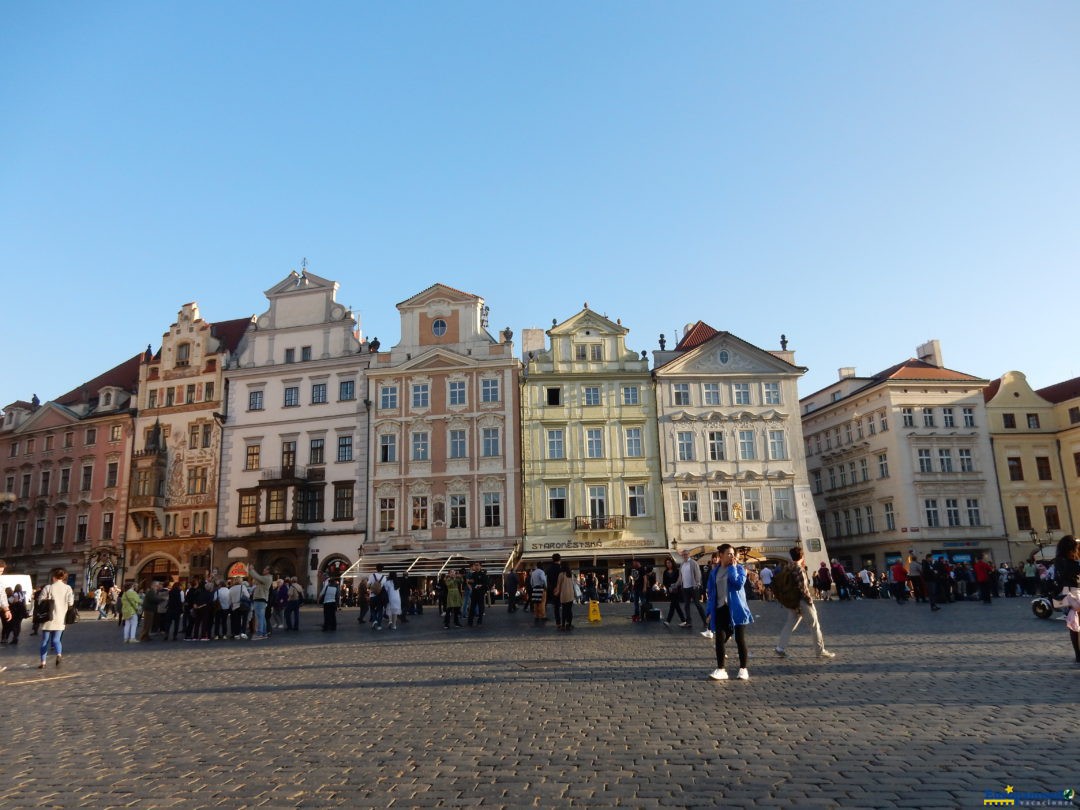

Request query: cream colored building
[
  {"left": 653, "top": 323, "right": 828, "bottom": 569},
  {"left": 984, "top": 372, "right": 1078, "bottom": 561},
  {"left": 801, "top": 341, "right": 1007, "bottom": 571},
  {"left": 520, "top": 306, "right": 665, "bottom": 571},
  {"left": 363, "top": 284, "right": 522, "bottom": 577},
  {"left": 215, "top": 269, "right": 370, "bottom": 593},
  {"left": 127, "top": 303, "right": 249, "bottom": 583}
]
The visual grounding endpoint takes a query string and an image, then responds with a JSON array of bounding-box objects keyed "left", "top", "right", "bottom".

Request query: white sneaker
[
  {"left": 239, "top": 633, "right": 248, "bottom": 640},
  {"left": 708, "top": 668, "right": 729, "bottom": 680},
  {"left": 818, "top": 650, "right": 836, "bottom": 659},
  {"left": 701, "top": 630, "right": 714, "bottom": 639},
  {"left": 737, "top": 668, "right": 750, "bottom": 680}
]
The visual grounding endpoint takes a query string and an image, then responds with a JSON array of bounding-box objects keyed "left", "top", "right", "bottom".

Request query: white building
[
  {"left": 654, "top": 322, "right": 828, "bottom": 569},
  {"left": 800, "top": 340, "right": 1007, "bottom": 572},
  {"left": 215, "top": 269, "right": 371, "bottom": 594}
]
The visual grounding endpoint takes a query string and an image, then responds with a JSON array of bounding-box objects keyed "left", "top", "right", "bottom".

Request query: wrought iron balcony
[
  {"left": 574, "top": 515, "right": 626, "bottom": 532},
  {"left": 260, "top": 465, "right": 307, "bottom": 482}
]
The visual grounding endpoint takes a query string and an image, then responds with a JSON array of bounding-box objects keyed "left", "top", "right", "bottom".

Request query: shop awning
[{"left": 339, "top": 546, "right": 519, "bottom": 580}]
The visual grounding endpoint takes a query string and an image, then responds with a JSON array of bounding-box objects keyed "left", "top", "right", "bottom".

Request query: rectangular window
[
  {"left": 590, "top": 344, "right": 603, "bottom": 361},
  {"left": 860, "top": 458, "right": 869, "bottom": 482},
  {"left": 1045, "top": 504, "right": 1061, "bottom": 531},
  {"left": 202, "top": 424, "right": 212, "bottom": 448},
  {"left": 673, "top": 383, "right": 690, "bottom": 406},
  {"left": 548, "top": 487, "right": 567, "bottom": 520},
  {"left": 922, "top": 408, "right": 935, "bottom": 427},
  {"left": 938, "top": 449, "right": 953, "bottom": 473},
  {"left": 867, "top": 417, "right": 876, "bottom": 436},
  {"left": 866, "top": 505, "right": 876, "bottom": 533},
  {"left": 449, "top": 494, "right": 468, "bottom": 528},
  {"left": 738, "top": 430, "right": 756, "bottom": 460},
  {"left": 411, "top": 432, "right": 429, "bottom": 461},
  {"left": 880, "top": 411, "right": 889, "bottom": 432},
  {"left": 284, "top": 386, "right": 299, "bottom": 407},
  {"left": 711, "top": 490, "right": 730, "bottom": 521},
  {"left": 337, "top": 435, "right": 353, "bottom": 462},
  {"left": 732, "top": 383, "right": 750, "bottom": 405},
  {"left": 878, "top": 453, "right": 889, "bottom": 478},
  {"left": 1075, "top": 451, "right": 1080, "bottom": 476},
  {"left": 839, "top": 465, "right": 848, "bottom": 487},
  {"left": 109, "top": 425, "right": 121, "bottom": 442},
  {"left": 297, "top": 487, "right": 324, "bottom": 523},
  {"left": 482, "top": 428, "right": 500, "bottom": 457},
  {"left": 14, "top": 520, "right": 25, "bottom": 549},
  {"left": 959, "top": 448, "right": 974, "bottom": 472},
  {"left": 86, "top": 428, "right": 97, "bottom": 445},
  {"left": 246, "top": 444, "right": 261, "bottom": 471},
  {"left": 884, "top": 502, "right": 895, "bottom": 530},
  {"left": 844, "top": 510, "right": 852, "bottom": 534},
  {"left": 773, "top": 488, "right": 793, "bottom": 520},
  {"left": 59, "top": 468, "right": 70, "bottom": 494},
  {"left": 284, "top": 348, "right": 295, "bottom": 364},
  {"left": 80, "top": 465, "right": 93, "bottom": 492},
  {"left": 301, "top": 346, "right": 312, "bottom": 362},
  {"left": 763, "top": 382, "right": 781, "bottom": 405},
  {"left": 831, "top": 512, "right": 842, "bottom": 537},
  {"left": 248, "top": 390, "right": 264, "bottom": 411},
  {"left": 1003, "top": 413, "right": 1016, "bottom": 429},
  {"left": 583, "top": 386, "right": 601, "bottom": 406},
  {"left": 333, "top": 484, "right": 354, "bottom": 520},
  {"left": 547, "top": 429, "right": 565, "bottom": 460},
  {"left": 1070, "top": 406, "right": 1080, "bottom": 424},
  {"left": 481, "top": 378, "right": 500, "bottom": 403},
  {"left": 449, "top": 381, "right": 466, "bottom": 406},
  {"left": 53, "top": 515, "right": 66, "bottom": 546},
  {"left": 1027, "top": 413, "right": 1041, "bottom": 429},
  {"left": 708, "top": 431, "right": 725, "bottom": 461},
  {"left": 1015, "top": 505, "right": 1032, "bottom": 531},
  {"left": 39, "top": 471, "right": 51, "bottom": 496},
  {"left": 379, "top": 498, "right": 396, "bottom": 532},
  {"left": 1036, "top": 456, "right": 1052, "bottom": 481},
  {"left": 309, "top": 438, "right": 325, "bottom": 465},
  {"left": 7, "top": 442, "right": 16, "bottom": 458},
  {"left": 828, "top": 467, "right": 836, "bottom": 489},
  {"left": 940, "top": 407, "right": 954, "bottom": 428},
  {"left": 187, "top": 466, "right": 208, "bottom": 495},
  {"left": 680, "top": 491, "right": 699, "bottom": 522},
  {"left": 622, "top": 386, "right": 639, "bottom": 405},
  {"left": 966, "top": 499, "right": 981, "bottom": 526},
  {"left": 311, "top": 383, "right": 327, "bottom": 404},
  {"left": 76, "top": 515, "right": 88, "bottom": 543},
  {"left": 186, "top": 384, "right": 196, "bottom": 404},
  {"left": 547, "top": 387, "right": 562, "bottom": 406},
  {"left": 380, "top": 385, "right": 398, "bottom": 409},
  {"left": 924, "top": 499, "right": 940, "bottom": 527},
  {"left": 449, "top": 429, "right": 466, "bottom": 459},
  {"left": 339, "top": 380, "right": 355, "bottom": 401},
  {"left": 204, "top": 381, "right": 215, "bottom": 401},
  {"left": 575, "top": 345, "right": 587, "bottom": 361},
  {"left": 945, "top": 498, "right": 961, "bottom": 527},
  {"left": 768, "top": 430, "right": 787, "bottom": 460},
  {"left": 1007, "top": 457, "right": 1023, "bottom": 481},
  {"left": 20, "top": 473, "right": 30, "bottom": 498},
  {"left": 412, "top": 384, "right": 430, "bottom": 408},
  {"left": 845, "top": 423, "right": 853, "bottom": 444},
  {"left": 917, "top": 449, "right": 933, "bottom": 473},
  {"left": 166, "top": 388, "right": 175, "bottom": 406},
  {"left": 190, "top": 424, "right": 201, "bottom": 448},
  {"left": 586, "top": 428, "right": 604, "bottom": 458},
  {"left": 625, "top": 428, "right": 642, "bottom": 458},
  {"left": 812, "top": 470, "right": 822, "bottom": 494},
  {"left": 902, "top": 408, "right": 914, "bottom": 428},
  {"left": 677, "top": 431, "right": 694, "bottom": 461},
  {"left": 962, "top": 407, "right": 975, "bottom": 427},
  {"left": 379, "top": 434, "right": 397, "bottom": 463},
  {"left": 627, "top": 484, "right": 646, "bottom": 517},
  {"left": 267, "top": 489, "right": 287, "bottom": 522},
  {"left": 483, "top": 492, "right": 501, "bottom": 527},
  {"left": 702, "top": 383, "right": 720, "bottom": 406},
  {"left": 64, "top": 431, "right": 74, "bottom": 448},
  {"left": 742, "top": 489, "right": 761, "bottom": 521},
  {"left": 102, "top": 512, "right": 113, "bottom": 540}
]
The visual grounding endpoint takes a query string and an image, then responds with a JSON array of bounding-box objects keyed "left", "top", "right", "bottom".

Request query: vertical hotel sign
[{"left": 794, "top": 484, "right": 825, "bottom": 554}]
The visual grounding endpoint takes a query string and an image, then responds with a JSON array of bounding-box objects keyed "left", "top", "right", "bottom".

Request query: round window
[
  {"left": 719, "top": 350, "right": 730, "bottom": 364},
  {"left": 432, "top": 319, "right": 447, "bottom": 337}
]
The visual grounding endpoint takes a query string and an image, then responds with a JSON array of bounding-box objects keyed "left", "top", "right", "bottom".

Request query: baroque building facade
[
  {"left": 653, "top": 323, "right": 828, "bottom": 569},
  {"left": 520, "top": 306, "right": 665, "bottom": 571},
  {"left": 125, "top": 303, "right": 250, "bottom": 583},
  {"left": 215, "top": 269, "right": 370, "bottom": 594},
  {"left": 801, "top": 341, "right": 1007, "bottom": 571},
  {"left": 0, "top": 355, "right": 141, "bottom": 590},
  {"left": 363, "top": 284, "right": 522, "bottom": 576}
]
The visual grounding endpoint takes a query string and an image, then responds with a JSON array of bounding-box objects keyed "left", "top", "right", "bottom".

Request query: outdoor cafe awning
[{"left": 339, "top": 546, "right": 518, "bottom": 580}]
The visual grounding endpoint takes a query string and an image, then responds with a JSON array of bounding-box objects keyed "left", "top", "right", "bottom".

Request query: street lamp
[{"left": 1029, "top": 528, "right": 1055, "bottom": 551}]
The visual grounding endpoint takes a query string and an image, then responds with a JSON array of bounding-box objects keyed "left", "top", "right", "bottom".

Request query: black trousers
[
  {"left": 322, "top": 602, "right": 337, "bottom": 630},
  {"left": 714, "top": 606, "right": 748, "bottom": 669}
]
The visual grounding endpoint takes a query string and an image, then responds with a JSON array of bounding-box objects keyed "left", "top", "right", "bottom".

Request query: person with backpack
[
  {"left": 367, "top": 564, "right": 389, "bottom": 631},
  {"left": 774, "top": 547, "right": 836, "bottom": 660}
]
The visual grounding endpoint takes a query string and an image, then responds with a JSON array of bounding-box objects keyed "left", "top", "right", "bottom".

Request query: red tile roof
[
  {"left": 674, "top": 321, "right": 719, "bottom": 351},
  {"left": 55, "top": 353, "right": 144, "bottom": 406},
  {"left": 397, "top": 283, "right": 479, "bottom": 308},
  {"left": 1036, "top": 375, "right": 1080, "bottom": 404},
  {"left": 983, "top": 377, "right": 1002, "bottom": 402},
  {"left": 211, "top": 317, "right": 253, "bottom": 354},
  {"left": 869, "top": 358, "right": 983, "bottom": 383}
]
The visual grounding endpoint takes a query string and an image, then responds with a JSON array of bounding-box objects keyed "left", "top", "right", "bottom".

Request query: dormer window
[
  {"left": 176, "top": 343, "right": 191, "bottom": 367},
  {"left": 102, "top": 392, "right": 112, "bottom": 406}
]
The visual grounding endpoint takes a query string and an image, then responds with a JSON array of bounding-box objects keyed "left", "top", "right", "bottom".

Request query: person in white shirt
[
  {"left": 529, "top": 565, "right": 547, "bottom": 623},
  {"left": 38, "top": 567, "right": 75, "bottom": 668},
  {"left": 228, "top": 578, "right": 251, "bottom": 639},
  {"left": 678, "top": 549, "right": 708, "bottom": 629},
  {"left": 385, "top": 574, "right": 402, "bottom": 630},
  {"left": 318, "top": 577, "right": 340, "bottom": 631},
  {"left": 759, "top": 565, "right": 774, "bottom": 601}
]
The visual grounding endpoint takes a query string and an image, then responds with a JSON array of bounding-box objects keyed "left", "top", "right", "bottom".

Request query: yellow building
[{"left": 520, "top": 306, "right": 665, "bottom": 575}]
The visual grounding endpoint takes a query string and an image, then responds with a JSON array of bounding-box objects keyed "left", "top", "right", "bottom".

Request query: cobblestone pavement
[{"left": 2, "top": 595, "right": 1077, "bottom": 809}]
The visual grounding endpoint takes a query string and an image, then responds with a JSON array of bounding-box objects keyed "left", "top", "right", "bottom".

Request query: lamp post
[{"left": 1029, "top": 528, "right": 1055, "bottom": 556}]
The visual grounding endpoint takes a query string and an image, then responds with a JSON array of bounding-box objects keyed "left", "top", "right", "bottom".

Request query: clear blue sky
[{"left": 2, "top": 2, "right": 1078, "bottom": 408}]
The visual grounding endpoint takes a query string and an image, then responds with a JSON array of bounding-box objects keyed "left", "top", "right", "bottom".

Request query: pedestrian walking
[
  {"left": 120, "top": 581, "right": 141, "bottom": 643},
  {"left": 1052, "top": 535, "right": 1080, "bottom": 664},
  {"left": 775, "top": 547, "right": 836, "bottom": 660},
  {"left": 707, "top": 544, "right": 754, "bottom": 681},
  {"left": 37, "top": 567, "right": 75, "bottom": 668},
  {"left": 554, "top": 562, "right": 576, "bottom": 631}
]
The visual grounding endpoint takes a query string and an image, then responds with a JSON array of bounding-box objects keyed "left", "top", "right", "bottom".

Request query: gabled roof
[
  {"left": 397, "top": 283, "right": 480, "bottom": 308},
  {"left": 867, "top": 358, "right": 983, "bottom": 383},
  {"left": 2, "top": 400, "right": 35, "bottom": 412},
  {"left": 549, "top": 306, "right": 627, "bottom": 336},
  {"left": 55, "top": 353, "right": 143, "bottom": 406},
  {"left": 1036, "top": 375, "right": 1080, "bottom": 404},
  {"left": 675, "top": 321, "right": 719, "bottom": 351},
  {"left": 983, "top": 377, "right": 1002, "bottom": 402},
  {"left": 211, "top": 317, "right": 254, "bottom": 354}
]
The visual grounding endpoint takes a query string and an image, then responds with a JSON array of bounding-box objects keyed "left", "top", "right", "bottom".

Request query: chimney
[
  {"left": 916, "top": 340, "right": 943, "bottom": 367},
  {"left": 838, "top": 367, "right": 856, "bottom": 380}
]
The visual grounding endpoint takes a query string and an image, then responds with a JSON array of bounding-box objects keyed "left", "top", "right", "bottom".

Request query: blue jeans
[
  {"left": 370, "top": 603, "right": 385, "bottom": 627},
  {"left": 252, "top": 600, "right": 268, "bottom": 636},
  {"left": 40, "top": 629, "right": 63, "bottom": 659},
  {"left": 285, "top": 600, "right": 301, "bottom": 630}
]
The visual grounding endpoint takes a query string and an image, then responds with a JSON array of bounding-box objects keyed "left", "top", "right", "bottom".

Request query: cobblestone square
[{"left": 3, "top": 597, "right": 1076, "bottom": 809}]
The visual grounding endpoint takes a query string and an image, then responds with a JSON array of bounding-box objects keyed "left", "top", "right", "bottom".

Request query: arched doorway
[
  {"left": 136, "top": 556, "right": 179, "bottom": 584},
  {"left": 267, "top": 555, "right": 296, "bottom": 579},
  {"left": 320, "top": 555, "right": 350, "bottom": 579}
]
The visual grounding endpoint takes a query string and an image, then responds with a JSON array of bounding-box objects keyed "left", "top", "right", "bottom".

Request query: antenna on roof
[{"left": 301, "top": 257, "right": 308, "bottom": 271}]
